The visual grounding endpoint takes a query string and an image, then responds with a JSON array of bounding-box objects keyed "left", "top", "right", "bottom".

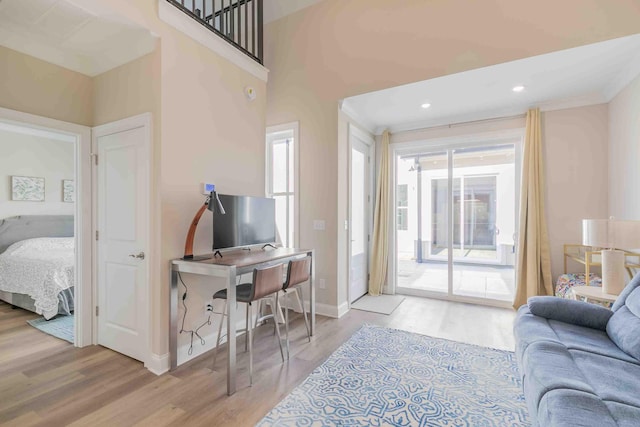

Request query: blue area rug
[
  {"left": 27, "top": 314, "right": 74, "bottom": 343},
  {"left": 258, "top": 324, "right": 529, "bottom": 426}
]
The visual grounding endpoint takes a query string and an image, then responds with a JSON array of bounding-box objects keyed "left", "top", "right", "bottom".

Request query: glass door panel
[
  {"left": 396, "top": 151, "right": 448, "bottom": 294},
  {"left": 452, "top": 144, "right": 516, "bottom": 301}
]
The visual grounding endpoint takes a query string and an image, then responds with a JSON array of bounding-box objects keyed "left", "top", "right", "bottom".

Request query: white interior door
[
  {"left": 349, "top": 131, "right": 372, "bottom": 303},
  {"left": 95, "top": 114, "right": 150, "bottom": 363}
]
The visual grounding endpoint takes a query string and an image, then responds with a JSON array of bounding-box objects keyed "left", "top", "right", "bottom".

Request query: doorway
[
  {"left": 349, "top": 125, "right": 374, "bottom": 303},
  {"left": 0, "top": 107, "right": 92, "bottom": 347},
  {"left": 393, "top": 132, "right": 521, "bottom": 306}
]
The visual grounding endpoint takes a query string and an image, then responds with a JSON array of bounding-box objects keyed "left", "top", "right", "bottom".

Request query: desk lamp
[
  {"left": 183, "top": 188, "right": 225, "bottom": 260},
  {"left": 582, "top": 218, "right": 640, "bottom": 295}
]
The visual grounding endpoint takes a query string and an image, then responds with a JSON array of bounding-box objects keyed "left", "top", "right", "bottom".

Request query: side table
[{"left": 571, "top": 285, "right": 617, "bottom": 309}]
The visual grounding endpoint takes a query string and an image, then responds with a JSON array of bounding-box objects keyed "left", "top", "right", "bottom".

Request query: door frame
[
  {"left": 347, "top": 124, "right": 375, "bottom": 305},
  {"left": 0, "top": 107, "right": 92, "bottom": 347},
  {"left": 389, "top": 128, "right": 523, "bottom": 308},
  {"left": 92, "top": 112, "right": 153, "bottom": 367}
]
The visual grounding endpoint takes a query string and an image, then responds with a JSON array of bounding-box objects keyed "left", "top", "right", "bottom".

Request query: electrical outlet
[
  {"left": 318, "top": 279, "right": 326, "bottom": 289},
  {"left": 205, "top": 302, "right": 214, "bottom": 314},
  {"left": 313, "top": 220, "right": 326, "bottom": 231}
]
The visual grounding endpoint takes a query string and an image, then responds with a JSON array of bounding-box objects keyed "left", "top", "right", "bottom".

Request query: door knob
[{"left": 129, "top": 252, "right": 145, "bottom": 260}]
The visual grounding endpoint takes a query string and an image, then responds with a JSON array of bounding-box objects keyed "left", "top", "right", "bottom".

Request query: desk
[{"left": 170, "top": 248, "right": 314, "bottom": 395}]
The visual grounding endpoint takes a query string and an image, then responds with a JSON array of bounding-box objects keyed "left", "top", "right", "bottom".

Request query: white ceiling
[
  {"left": 263, "top": 0, "right": 324, "bottom": 24},
  {"left": 0, "top": 0, "right": 157, "bottom": 76},
  {"left": 341, "top": 34, "right": 640, "bottom": 134}
]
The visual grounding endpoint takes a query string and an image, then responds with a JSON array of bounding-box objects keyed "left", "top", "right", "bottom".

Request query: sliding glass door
[{"left": 395, "top": 139, "right": 519, "bottom": 305}]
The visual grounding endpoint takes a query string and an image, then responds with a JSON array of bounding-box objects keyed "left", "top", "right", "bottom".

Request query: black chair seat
[{"left": 213, "top": 283, "right": 253, "bottom": 303}]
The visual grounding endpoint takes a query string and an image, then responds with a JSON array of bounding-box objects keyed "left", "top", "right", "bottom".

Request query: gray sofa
[{"left": 514, "top": 273, "right": 640, "bottom": 426}]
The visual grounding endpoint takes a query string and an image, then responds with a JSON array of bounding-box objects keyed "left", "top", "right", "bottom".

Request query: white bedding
[{"left": 0, "top": 237, "right": 74, "bottom": 319}]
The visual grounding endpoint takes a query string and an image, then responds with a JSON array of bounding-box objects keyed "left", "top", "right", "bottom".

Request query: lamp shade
[
  {"left": 582, "top": 219, "right": 640, "bottom": 249},
  {"left": 582, "top": 219, "right": 610, "bottom": 248},
  {"left": 611, "top": 220, "right": 640, "bottom": 250}
]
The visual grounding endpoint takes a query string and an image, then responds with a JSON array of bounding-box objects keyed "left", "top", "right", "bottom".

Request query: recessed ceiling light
[
  {"left": 512, "top": 85, "right": 525, "bottom": 93},
  {"left": 421, "top": 103, "right": 431, "bottom": 109}
]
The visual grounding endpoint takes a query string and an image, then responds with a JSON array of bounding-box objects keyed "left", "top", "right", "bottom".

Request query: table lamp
[
  {"left": 183, "top": 188, "right": 225, "bottom": 260},
  {"left": 582, "top": 218, "right": 640, "bottom": 295}
]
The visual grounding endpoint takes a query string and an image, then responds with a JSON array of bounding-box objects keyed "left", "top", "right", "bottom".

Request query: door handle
[{"left": 129, "top": 252, "right": 145, "bottom": 260}]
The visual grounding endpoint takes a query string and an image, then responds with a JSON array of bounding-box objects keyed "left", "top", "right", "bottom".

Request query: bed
[{"left": 0, "top": 215, "right": 75, "bottom": 319}]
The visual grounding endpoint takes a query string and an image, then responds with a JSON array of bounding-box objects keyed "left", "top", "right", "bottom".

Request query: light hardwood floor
[{"left": 0, "top": 297, "right": 516, "bottom": 426}]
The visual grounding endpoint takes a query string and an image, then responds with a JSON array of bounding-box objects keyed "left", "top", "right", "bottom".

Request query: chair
[
  {"left": 212, "top": 263, "right": 285, "bottom": 385},
  {"left": 282, "top": 257, "right": 312, "bottom": 358}
]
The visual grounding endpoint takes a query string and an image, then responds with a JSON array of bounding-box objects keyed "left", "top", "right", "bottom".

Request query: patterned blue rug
[
  {"left": 27, "top": 314, "right": 74, "bottom": 343},
  {"left": 258, "top": 324, "right": 529, "bottom": 426}
]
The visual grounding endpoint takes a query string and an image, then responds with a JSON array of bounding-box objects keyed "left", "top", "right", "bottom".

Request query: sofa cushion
[
  {"left": 538, "top": 389, "right": 617, "bottom": 427},
  {"left": 528, "top": 296, "right": 612, "bottom": 330},
  {"left": 550, "top": 320, "right": 639, "bottom": 364},
  {"left": 604, "top": 401, "right": 640, "bottom": 427},
  {"left": 521, "top": 341, "right": 595, "bottom": 410},
  {"left": 612, "top": 272, "right": 640, "bottom": 312},
  {"left": 607, "top": 292, "right": 640, "bottom": 362},
  {"left": 571, "top": 349, "right": 640, "bottom": 408}
]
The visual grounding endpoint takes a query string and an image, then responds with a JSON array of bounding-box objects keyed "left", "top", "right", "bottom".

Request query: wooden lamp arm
[{"left": 183, "top": 200, "right": 209, "bottom": 260}]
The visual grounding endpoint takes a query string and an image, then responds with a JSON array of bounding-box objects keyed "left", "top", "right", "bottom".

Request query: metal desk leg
[
  {"left": 170, "top": 269, "right": 178, "bottom": 370},
  {"left": 226, "top": 266, "right": 237, "bottom": 395},
  {"left": 309, "top": 250, "right": 315, "bottom": 336}
]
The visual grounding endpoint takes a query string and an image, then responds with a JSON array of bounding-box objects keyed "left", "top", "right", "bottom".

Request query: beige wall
[
  {"left": 542, "top": 104, "right": 610, "bottom": 279},
  {"left": 265, "top": 0, "right": 640, "bottom": 309},
  {"left": 89, "top": 0, "right": 267, "bottom": 359},
  {"left": 0, "top": 130, "right": 75, "bottom": 218},
  {"left": 0, "top": 46, "right": 93, "bottom": 126},
  {"left": 609, "top": 73, "right": 640, "bottom": 221}
]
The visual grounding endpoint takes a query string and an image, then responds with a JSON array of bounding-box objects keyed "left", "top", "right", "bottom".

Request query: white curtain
[
  {"left": 513, "top": 108, "right": 553, "bottom": 308},
  {"left": 368, "top": 130, "right": 390, "bottom": 296}
]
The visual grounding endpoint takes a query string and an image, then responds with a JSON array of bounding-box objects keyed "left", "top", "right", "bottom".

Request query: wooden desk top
[{"left": 172, "top": 247, "right": 312, "bottom": 269}]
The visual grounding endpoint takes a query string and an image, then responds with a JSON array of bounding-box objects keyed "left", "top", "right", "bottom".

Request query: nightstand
[{"left": 571, "top": 285, "right": 617, "bottom": 309}]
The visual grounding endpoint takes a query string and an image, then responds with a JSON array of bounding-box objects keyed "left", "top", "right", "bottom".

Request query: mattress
[{"left": 0, "top": 237, "right": 75, "bottom": 319}]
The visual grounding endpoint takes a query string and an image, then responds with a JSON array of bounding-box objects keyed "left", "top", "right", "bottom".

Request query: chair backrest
[
  {"left": 252, "top": 263, "right": 284, "bottom": 301},
  {"left": 284, "top": 257, "right": 311, "bottom": 290}
]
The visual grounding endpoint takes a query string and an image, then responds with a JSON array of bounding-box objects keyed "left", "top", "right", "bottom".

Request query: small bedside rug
[
  {"left": 257, "top": 324, "right": 529, "bottom": 427},
  {"left": 27, "top": 314, "right": 74, "bottom": 343}
]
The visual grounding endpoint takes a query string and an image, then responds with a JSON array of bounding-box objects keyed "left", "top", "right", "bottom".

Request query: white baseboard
[
  {"left": 312, "top": 301, "right": 350, "bottom": 318},
  {"left": 146, "top": 353, "right": 169, "bottom": 375}
]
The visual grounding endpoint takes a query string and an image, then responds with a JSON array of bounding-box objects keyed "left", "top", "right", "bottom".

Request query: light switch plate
[
  {"left": 202, "top": 183, "right": 215, "bottom": 195},
  {"left": 313, "top": 220, "right": 326, "bottom": 231}
]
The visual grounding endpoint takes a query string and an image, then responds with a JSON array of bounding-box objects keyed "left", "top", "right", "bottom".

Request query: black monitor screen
[{"left": 213, "top": 194, "right": 276, "bottom": 250}]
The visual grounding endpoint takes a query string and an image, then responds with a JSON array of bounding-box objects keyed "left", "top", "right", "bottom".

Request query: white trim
[
  {"left": 0, "top": 107, "right": 92, "bottom": 348},
  {"left": 309, "top": 301, "right": 349, "bottom": 318},
  {"left": 389, "top": 127, "right": 524, "bottom": 303},
  {"left": 347, "top": 124, "right": 375, "bottom": 305},
  {"left": 158, "top": 0, "right": 269, "bottom": 82},
  {"left": 146, "top": 353, "right": 170, "bottom": 375},
  {"left": 339, "top": 100, "right": 377, "bottom": 135},
  {"left": 92, "top": 112, "right": 153, "bottom": 371},
  {"left": 266, "top": 121, "right": 300, "bottom": 248}
]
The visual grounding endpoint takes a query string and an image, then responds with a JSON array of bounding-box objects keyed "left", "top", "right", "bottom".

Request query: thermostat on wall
[{"left": 202, "top": 183, "right": 216, "bottom": 195}]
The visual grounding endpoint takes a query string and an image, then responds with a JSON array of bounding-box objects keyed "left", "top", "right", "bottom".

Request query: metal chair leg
[
  {"left": 248, "top": 303, "right": 254, "bottom": 386},
  {"left": 213, "top": 299, "right": 227, "bottom": 368},
  {"left": 284, "top": 290, "right": 290, "bottom": 359},
  {"left": 271, "top": 294, "right": 285, "bottom": 362},
  {"left": 245, "top": 302, "right": 250, "bottom": 352},
  {"left": 295, "top": 287, "right": 311, "bottom": 342}
]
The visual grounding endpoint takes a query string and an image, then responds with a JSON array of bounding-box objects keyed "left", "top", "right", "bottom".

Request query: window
[
  {"left": 266, "top": 122, "right": 299, "bottom": 247},
  {"left": 397, "top": 184, "right": 408, "bottom": 231}
]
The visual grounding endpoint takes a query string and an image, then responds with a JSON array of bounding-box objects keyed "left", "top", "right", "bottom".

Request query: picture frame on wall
[
  {"left": 63, "top": 179, "right": 75, "bottom": 203},
  {"left": 11, "top": 176, "right": 45, "bottom": 202}
]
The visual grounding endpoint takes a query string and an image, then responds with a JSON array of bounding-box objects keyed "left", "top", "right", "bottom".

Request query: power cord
[{"left": 178, "top": 271, "right": 213, "bottom": 356}]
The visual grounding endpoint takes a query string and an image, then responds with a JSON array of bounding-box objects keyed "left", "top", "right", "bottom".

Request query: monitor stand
[
  {"left": 262, "top": 243, "right": 277, "bottom": 250},
  {"left": 214, "top": 250, "right": 223, "bottom": 258},
  {"left": 183, "top": 254, "right": 212, "bottom": 261}
]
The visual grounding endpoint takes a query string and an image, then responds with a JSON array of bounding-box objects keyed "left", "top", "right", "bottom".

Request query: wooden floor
[{"left": 0, "top": 297, "right": 516, "bottom": 426}]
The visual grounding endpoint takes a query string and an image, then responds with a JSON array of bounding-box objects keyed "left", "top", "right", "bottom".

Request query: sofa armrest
[{"left": 528, "top": 296, "right": 613, "bottom": 331}]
